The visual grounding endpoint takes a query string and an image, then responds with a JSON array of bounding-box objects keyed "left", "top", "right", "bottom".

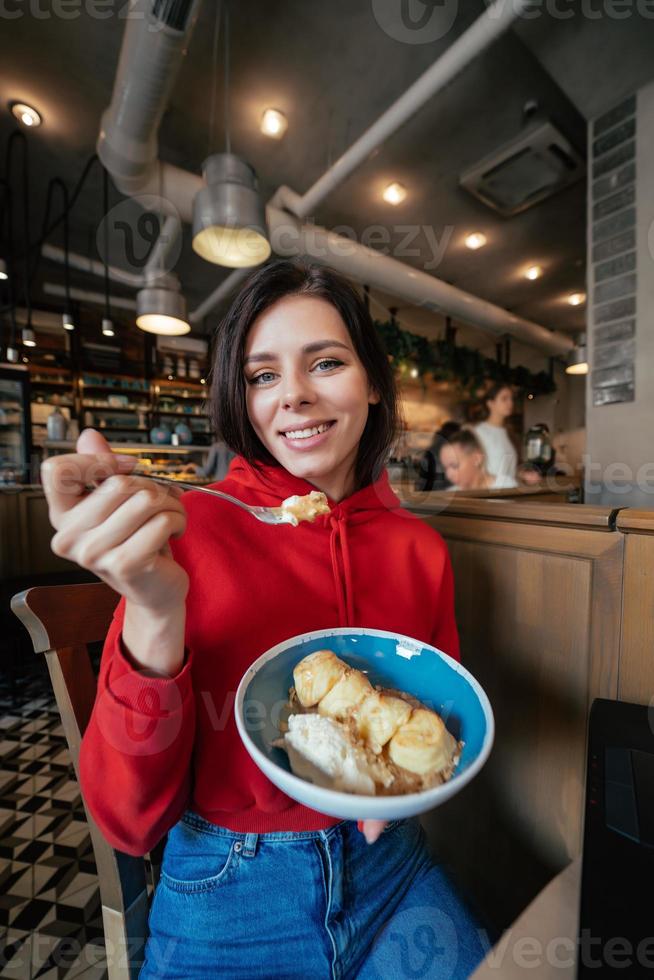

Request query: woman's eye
[
  {"left": 249, "top": 371, "right": 276, "bottom": 386},
  {"left": 313, "top": 358, "right": 343, "bottom": 371}
]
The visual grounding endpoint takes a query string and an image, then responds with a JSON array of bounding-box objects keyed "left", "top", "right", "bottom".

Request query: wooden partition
[
  {"left": 408, "top": 496, "right": 627, "bottom": 932},
  {"left": 615, "top": 510, "right": 654, "bottom": 703},
  {"left": 0, "top": 487, "right": 77, "bottom": 581}
]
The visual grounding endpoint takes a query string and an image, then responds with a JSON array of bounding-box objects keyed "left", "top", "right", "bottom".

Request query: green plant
[{"left": 374, "top": 317, "right": 556, "bottom": 398}]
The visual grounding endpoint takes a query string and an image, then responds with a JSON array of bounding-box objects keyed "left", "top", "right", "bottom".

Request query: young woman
[
  {"left": 439, "top": 429, "right": 516, "bottom": 491},
  {"left": 474, "top": 383, "right": 519, "bottom": 488},
  {"left": 43, "top": 260, "right": 486, "bottom": 979}
]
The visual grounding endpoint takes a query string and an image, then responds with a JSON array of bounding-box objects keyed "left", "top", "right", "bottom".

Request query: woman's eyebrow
[{"left": 244, "top": 339, "right": 350, "bottom": 365}]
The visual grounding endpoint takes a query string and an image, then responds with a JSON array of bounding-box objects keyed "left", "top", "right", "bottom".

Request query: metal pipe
[
  {"left": 189, "top": 268, "right": 248, "bottom": 322},
  {"left": 295, "top": 0, "right": 532, "bottom": 219},
  {"left": 144, "top": 215, "right": 182, "bottom": 277},
  {"left": 263, "top": 208, "right": 573, "bottom": 356},
  {"left": 41, "top": 244, "right": 145, "bottom": 288},
  {"left": 43, "top": 282, "right": 137, "bottom": 311},
  {"left": 97, "top": 0, "right": 202, "bottom": 191}
]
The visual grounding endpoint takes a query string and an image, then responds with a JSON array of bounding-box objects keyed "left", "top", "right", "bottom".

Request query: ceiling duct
[
  {"left": 459, "top": 120, "right": 585, "bottom": 216},
  {"left": 152, "top": 0, "right": 197, "bottom": 31}
]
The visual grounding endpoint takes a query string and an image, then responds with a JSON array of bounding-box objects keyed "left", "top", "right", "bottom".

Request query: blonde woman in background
[{"left": 440, "top": 429, "right": 517, "bottom": 491}]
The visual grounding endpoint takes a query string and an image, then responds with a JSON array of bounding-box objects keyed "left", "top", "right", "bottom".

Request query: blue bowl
[{"left": 235, "top": 627, "right": 494, "bottom": 821}]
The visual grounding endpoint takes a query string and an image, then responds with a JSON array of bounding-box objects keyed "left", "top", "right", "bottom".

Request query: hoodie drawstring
[{"left": 329, "top": 514, "right": 355, "bottom": 626}]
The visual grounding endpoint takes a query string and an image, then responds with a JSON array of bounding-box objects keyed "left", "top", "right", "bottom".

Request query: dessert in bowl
[{"left": 235, "top": 627, "right": 494, "bottom": 821}]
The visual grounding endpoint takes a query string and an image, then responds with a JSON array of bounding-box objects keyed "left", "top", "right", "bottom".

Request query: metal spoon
[{"left": 135, "top": 473, "right": 296, "bottom": 525}]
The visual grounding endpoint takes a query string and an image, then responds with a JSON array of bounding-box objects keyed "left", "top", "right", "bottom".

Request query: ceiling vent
[{"left": 459, "top": 121, "right": 585, "bottom": 217}]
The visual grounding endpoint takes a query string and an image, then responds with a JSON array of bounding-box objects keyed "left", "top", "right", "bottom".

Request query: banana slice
[
  {"left": 388, "top": 708, "right": 459, "bottom": 776},
  {"left": 318, "top": 669, "right": 373, "bottom": 721},
  {"left": 293, "top": 650, "right": 348, "bottom": 707},
  {"left": 355, "top": 692, "right": 413, "bottom": 754}
]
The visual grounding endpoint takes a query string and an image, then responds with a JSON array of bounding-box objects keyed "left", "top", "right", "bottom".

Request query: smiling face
[{"left": 243, "top": 294, "right": 380, "bottom": 502}]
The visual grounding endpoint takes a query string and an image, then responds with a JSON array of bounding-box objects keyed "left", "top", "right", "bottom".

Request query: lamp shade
[
  {"left": 136, "top": 287, "right": 190, "bottom": 336},
  {"left": 192, "top": 153, "right": 271, "bottom": 268},
  {"left": 21, "top": 327, "right": 36, "bottom": 348},
  {"left": 0, "top": 258, "right": 8, "bottom": 280},
  {"left": 566, "top": 335, "right": 588, "bottom": 376}
]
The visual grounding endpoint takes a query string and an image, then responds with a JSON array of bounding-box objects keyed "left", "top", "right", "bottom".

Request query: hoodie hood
[{"left": 223, "top": 455, "right": 403, "bottom": 626}]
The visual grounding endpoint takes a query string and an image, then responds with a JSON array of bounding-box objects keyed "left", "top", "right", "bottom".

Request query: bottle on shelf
[{"left": 46, "top": 407, "right": 67, "bottom": 441}]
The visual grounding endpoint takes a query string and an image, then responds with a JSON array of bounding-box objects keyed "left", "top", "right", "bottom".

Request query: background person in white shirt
[
  {"left": 475, "top": 382, "right": 546, "bottom": 488},
  {"left": 474, "top": 383, "right": 518, "bottom": 487},
  {"left": 439, "top": 429, "right": 517, "bottom": 491}
]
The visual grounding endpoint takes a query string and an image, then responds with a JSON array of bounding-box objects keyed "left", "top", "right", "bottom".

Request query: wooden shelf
[
  {"left": 81, "top": 383, "right": 149, "bottom": 393},
  {"left": 83, "top": 403, "right": 150, "bottom": 413},
  {"left": 31, "top": 379, "right": 75, "bottom": 388},
  {"left": 157, "top": 410, "right": 209, "bottom": 418},
  {"left": 155, "top": 377, "right": 205, "bottom": 387}
]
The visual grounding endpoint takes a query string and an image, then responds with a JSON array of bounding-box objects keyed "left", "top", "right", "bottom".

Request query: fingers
[
  {"left": 42, "top": 434, "right": 136, "bottom": 526},
  {"left": 359, "top": 819, "right": 388, "bottom": 844},
  {"left": 77, "top": 428, "right": 113, "bottom": 455},
  {"left": 94, "top": 509, "right": 187, "bottom": 583},
  {"left": 51, "top": 477, "right": 186, "bottom": 567}
]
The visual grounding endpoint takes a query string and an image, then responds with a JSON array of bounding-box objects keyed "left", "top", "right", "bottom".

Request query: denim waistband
[{"left": 181, "top": 809, "right": 351, "bottom": 843}]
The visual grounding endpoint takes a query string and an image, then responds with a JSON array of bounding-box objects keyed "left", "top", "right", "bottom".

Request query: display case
[{"left": 0, "top": 365, "right": 32, "bottom": 484}]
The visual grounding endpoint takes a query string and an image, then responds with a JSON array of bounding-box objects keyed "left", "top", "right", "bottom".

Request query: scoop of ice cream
[
  {"left": 283, "top": 713, "right": 376, "bottom": 795},
  {"left": 279, "top": 491, "right": 330, "bottom": 526}
]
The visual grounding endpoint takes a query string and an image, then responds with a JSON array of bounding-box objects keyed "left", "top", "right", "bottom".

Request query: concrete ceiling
[{"left": 1, "top": 0, "right": 653, "bottom": 351}]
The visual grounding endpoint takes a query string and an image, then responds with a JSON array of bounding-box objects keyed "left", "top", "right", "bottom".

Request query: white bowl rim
[{"left": 235, "top": 626, "right": 495, "bottom": 814}]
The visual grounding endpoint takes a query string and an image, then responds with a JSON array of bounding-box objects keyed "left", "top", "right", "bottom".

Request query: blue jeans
[{"left": 139, "top": 810, "right": 488, "bottom": 979}]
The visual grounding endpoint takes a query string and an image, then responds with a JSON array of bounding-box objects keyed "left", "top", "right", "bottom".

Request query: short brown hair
[{"left": 210, "top": 259, "right": 399, "bottom": 490}]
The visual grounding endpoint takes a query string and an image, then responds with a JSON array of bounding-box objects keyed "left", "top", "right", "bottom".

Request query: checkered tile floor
[{"left": 0, "top": 668, "right": 108, "bottom": 979}]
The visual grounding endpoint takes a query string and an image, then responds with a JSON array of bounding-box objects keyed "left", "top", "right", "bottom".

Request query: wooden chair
[{"left": 11, "top": 582, "right": 165, "bottom": 980}]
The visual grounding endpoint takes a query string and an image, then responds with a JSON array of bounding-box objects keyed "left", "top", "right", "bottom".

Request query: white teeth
[{"left": 283, "top": 422, "right": 332, "bottom": 440}]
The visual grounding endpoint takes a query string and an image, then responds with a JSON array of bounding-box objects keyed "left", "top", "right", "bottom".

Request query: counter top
[
  {"left": 44, "top": 440, "right": 209, "bottom": 454},
  {"left": 407, "top": 495, "right": 618, "bottom": 530}
]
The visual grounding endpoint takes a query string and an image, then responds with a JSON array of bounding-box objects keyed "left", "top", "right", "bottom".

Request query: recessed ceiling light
[
  {"left": 260, "top": 108, "right": 288, "bottom": 139},
  {"left": 11, "top": 102, "right": 42, "bottom": 128},
  {"left": 383, "top": 182, "right": 407, "bottom": 206},
  {"left": 567, "top": 292, "right": 586, "bottom": 306},
  {"left": 465, "top": 232, "right": 487, "bottom": 250},
  {"left": 525, "top": 265, "right": 542, "bottom": 280}
]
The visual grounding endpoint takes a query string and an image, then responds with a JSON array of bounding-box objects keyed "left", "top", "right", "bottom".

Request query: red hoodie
[{"left": 79, "top": 457, "right": 459, "bottom": 857}]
